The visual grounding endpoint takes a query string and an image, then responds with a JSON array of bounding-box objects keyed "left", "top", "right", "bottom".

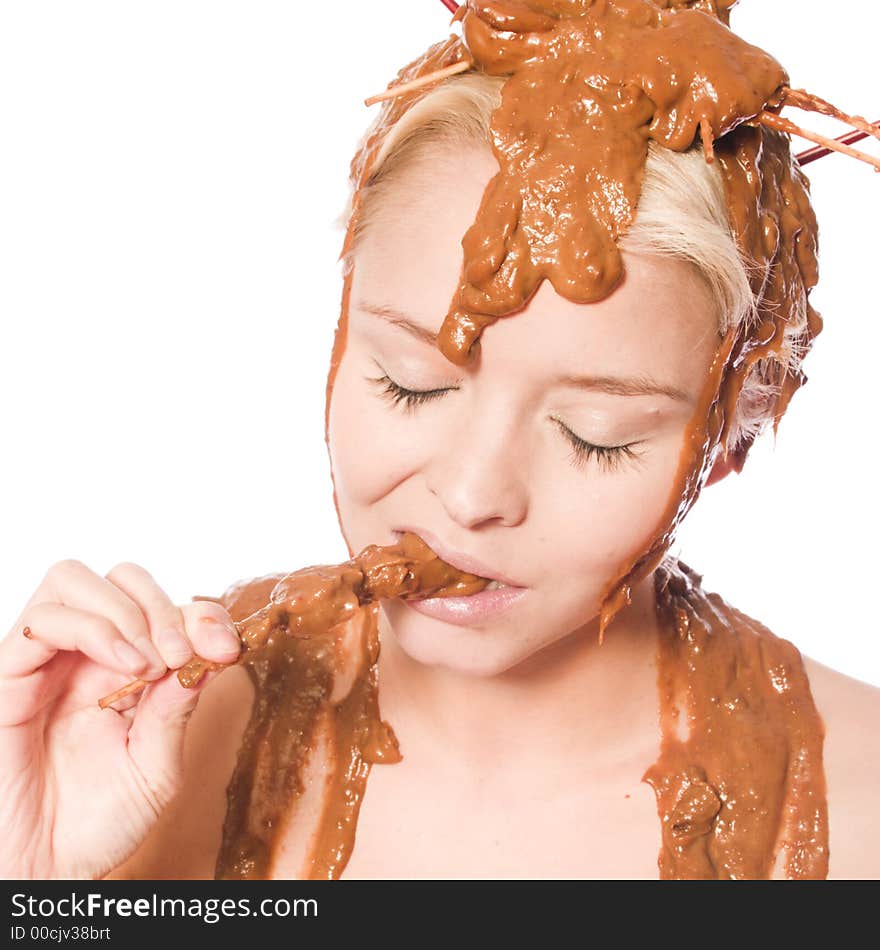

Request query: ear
[{"left": 704, "top": 442, "right": 749, "bottom": 487}]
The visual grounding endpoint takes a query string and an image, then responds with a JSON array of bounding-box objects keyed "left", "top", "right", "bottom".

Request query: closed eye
[
  {"left": 368, "top": 371, "right": 457, "bottom": 413},
  {"left": 551, "top": 418, "right": 644, "bottom": 473},
  {"left": 367, "top": 371, "right": 643, "bottom": 474}
]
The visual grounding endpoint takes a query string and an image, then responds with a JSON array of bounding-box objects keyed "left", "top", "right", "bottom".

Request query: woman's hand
[{"left": 0, "top": 559, "right": 243, "bottom": 880}]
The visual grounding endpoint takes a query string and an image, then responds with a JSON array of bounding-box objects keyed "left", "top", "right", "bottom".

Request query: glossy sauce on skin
[
  {"left": 205, "top": 0, "right": 828, "bottom": 879},
  {"left": 187, "top": 534, "right": 489, "bottom": 879},
  {"left": 647, "top": 560, "right": 827, "bottom": 879}
]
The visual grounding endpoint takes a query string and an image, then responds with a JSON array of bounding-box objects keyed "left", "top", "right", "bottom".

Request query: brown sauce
[
  {"left": 187, "top": 533, "right": 489, "bottom": 878},
  {"left": 200, "top": 1, "right": 832, "bottom": 879}
]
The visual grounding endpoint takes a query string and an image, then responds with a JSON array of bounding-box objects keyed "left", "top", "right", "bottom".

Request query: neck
[{"left": 376, "top": 573, "right": 663, "bottom": 789}]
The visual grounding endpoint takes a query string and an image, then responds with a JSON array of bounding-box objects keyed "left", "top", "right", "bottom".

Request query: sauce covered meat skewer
[
  {"left": 97, "top": 531, "right": 489, "bottom": 877},
  {"left": 97, "top": 532, "right": 489, "bottom": 709},
  {"left": 212, "top": 533, "right": 492, "bottom": 879}
]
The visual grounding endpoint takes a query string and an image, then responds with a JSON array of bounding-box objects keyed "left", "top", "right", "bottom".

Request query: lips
[
  {"left": 404, "top": 584, "right": 528, "bottom": 625},
  {"left": 393, "top": 527, "right": 525, "bottom": 589}
]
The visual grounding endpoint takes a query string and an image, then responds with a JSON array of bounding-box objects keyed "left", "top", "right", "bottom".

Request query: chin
[
  {"left": 379, "top": 600, "right": 536, "bottom": 678},
  {"left": 379, "top": 598, "right": 599, "bottom": 678}
]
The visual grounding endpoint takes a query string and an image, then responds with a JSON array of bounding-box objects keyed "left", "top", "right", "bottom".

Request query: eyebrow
[
  {"left": 555, "top": 372, "right": 693, "bottom": 403},
  {"left": 356, "top": 301, "right": 438, "bottom": 346},
  {"left": 357, "top": 300, "right": 692, "bottom": 403}
]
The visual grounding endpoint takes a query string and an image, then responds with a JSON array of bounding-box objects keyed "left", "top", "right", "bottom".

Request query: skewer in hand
[{"left": 97, "top": 532, "right": 489, "bottom": 709}]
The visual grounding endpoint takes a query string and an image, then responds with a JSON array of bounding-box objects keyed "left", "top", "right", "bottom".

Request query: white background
[{"left": 1, "top": 1, "right": 878, "bottom": 684}]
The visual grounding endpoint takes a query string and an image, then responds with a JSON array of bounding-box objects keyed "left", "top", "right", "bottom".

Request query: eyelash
[
  {"left": 551, "top": 419, "right": 644, "bottom": 474},
  {"left": 368, "top": 372, "right": 458, "bottom": 413},
  {"left": 368, "top": 372, "right": 643, "bottom": 472}
]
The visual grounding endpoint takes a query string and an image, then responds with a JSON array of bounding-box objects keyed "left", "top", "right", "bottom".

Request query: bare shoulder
[
  {"left": 802, "top": 654, "right": 880, "bottom": 880},
  {"left": 105, "top": 664, "right": 254, "bottom": 880}
]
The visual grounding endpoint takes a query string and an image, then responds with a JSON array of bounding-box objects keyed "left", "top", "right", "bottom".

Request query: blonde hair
[{"left": 339, "top": 72, "right": 802, "bottom": 454}]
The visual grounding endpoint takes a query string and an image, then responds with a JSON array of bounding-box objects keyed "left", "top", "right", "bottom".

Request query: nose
[{"left": 423, "top": 409, "right": 529, "bottom": 530}]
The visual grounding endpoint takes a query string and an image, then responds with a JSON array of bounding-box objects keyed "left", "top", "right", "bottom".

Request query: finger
[
  {"left": 0, "top": 602, "right": 152, "bottom": 679},
  {"left": 14, "top": 559, "right": 165, "bottom": 678},
  {"left": 105, "top": 689, "right": 141, "bottom": 714},
  {"left": 105, "top": 563, "right": 192, "bottom": 675},
  {"left": 124, "top": 665, "right": 227, "bottom": 807},
  {"left": 180, "top": 602, "right": 242, "bottom": 666}
]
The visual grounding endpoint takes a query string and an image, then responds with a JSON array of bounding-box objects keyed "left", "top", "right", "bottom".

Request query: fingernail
[
  {"left": 114, "top": 640, "right": 148, "bottom": 673},
  {"left": 200, "top": 615, "right": 241, "bottom": 656}
]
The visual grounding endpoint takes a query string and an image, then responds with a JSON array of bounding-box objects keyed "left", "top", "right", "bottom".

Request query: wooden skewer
[
  {"left": 782, "top": 87, "right": 880, "bottom": 143},
  {"left": 797, "top": 122, "right": 880, "bottom": 166},
  {"left": 98, "top": 677, "right": 149, "bottom": 709},
  {"left": 700, "top": 117, "right": 715, "bottom": 164},
  {"left": 758, "top": 111, "right": 880, "bottom": 172},
  {"left": 439, "top": 0, "right": 460, "bottom": 12},
  {"left": 364, "top": 60, "right": 472, "bottom": 107},
  {"left": 98, "top": 657, "right": 238, "bottom": 710}
]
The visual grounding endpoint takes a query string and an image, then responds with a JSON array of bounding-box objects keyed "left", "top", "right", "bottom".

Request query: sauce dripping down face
[
  {"left": 209, "top": 0, "right": 831, "bottom": 881},
  {"left": 327, "top": 0, "right": 820, "bottom": 633}
]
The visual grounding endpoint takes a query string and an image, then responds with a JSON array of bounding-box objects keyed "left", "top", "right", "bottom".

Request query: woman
[{"left": 2, "top": 3, "right": 879, "bottom": 880}]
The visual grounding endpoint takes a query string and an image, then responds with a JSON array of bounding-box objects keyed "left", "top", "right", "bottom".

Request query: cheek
[
  {"left": 329, "top": 347, "right": 688, "bottom": 591},
  {"left": 542, "top": 433, "right": 686, "bottom": 584},
  {"left": 327, "top": 352, "right": 425, "bottom": 507}
]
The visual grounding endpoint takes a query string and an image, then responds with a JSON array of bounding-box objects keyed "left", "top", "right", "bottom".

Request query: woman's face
[{"left": 328, "top": 146, "right": 721, "bottom": 676}]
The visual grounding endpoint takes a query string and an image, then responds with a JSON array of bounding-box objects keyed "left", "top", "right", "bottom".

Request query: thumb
[{"left": 124, "top": 667, "right": 219, "bottom": 810}]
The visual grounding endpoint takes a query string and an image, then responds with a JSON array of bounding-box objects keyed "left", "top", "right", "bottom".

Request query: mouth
[
  {"left": 392, "top": 527, "right": 525, "bottom": 590},
  {"left": 390, "top": 528, "right": 529, "bottom": 626}
]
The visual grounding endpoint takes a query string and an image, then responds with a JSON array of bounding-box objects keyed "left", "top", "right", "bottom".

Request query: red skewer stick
[{"left": 440, "top": 0, "right": 460, "bottom": 12}]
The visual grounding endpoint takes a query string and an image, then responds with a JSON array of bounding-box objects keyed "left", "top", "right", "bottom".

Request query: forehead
[{"left": 350, "top": 146, "right": 720, "bottom": 386}]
